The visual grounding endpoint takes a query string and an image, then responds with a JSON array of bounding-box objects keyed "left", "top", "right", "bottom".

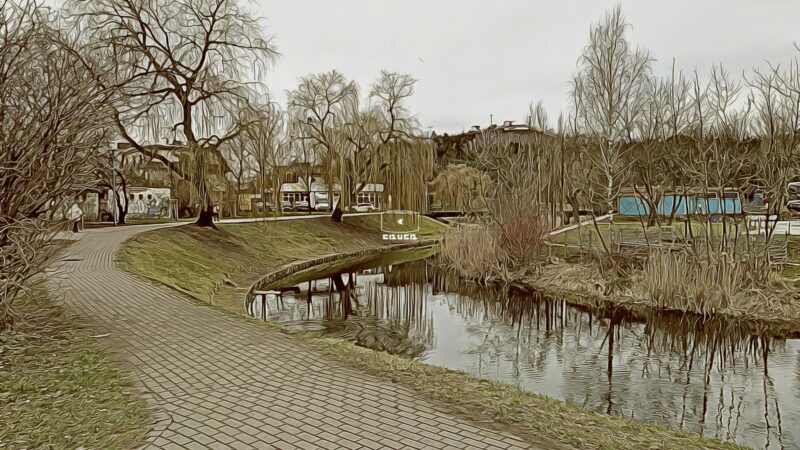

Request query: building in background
[{"left": 616, "top": 187, "right": 743, "bottom": 217}]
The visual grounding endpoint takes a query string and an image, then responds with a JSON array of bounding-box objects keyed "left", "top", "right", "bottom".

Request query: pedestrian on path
[{"left": 67, "top": 202, "right": 84, "bottom": 233}]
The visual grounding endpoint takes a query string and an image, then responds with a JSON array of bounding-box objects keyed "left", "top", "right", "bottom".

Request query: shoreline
[
  {"left": 242, "top": 240, "right": 441, "bottom": 316},
  {"left": 116, "top": 220, "right": 746, "bottom": 450},
  {"left": 445, "top": 259, "right": 800, "bottom": 337}
]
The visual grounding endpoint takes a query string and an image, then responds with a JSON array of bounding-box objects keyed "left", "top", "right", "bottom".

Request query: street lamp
[{"left": 110, "top": 144, "right": 118, "bottom": 225}]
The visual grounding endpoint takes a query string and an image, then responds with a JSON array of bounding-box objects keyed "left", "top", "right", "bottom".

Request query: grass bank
[
  {"left": 512, "top": 260, "right": 800, "bottom": 336},
  {"left": 316, "top": 336, "right": 743, "bottom": 450},
  {"left": 117, "top": 214, "right": 447, "bottom": 313},
  {"left": 0, "top": 285, "right": 149, "bottom": 449},
  {"left": 441, "top": 219, "right": 800, "bottom": 334},
  {"left": 117, "top": 214, "right": 744, "bottom": 450}
]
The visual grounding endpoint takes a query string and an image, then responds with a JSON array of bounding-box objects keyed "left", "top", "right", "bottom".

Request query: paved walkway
[
  {"left": 46, "top": 224, "right": 536, "bottom": 450},
  {"left": 546, "top": 213, "right": 613, "bottom": 237}
]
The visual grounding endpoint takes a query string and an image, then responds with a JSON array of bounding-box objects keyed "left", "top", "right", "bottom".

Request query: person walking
[{"left": 67, "top": 202, "right": 84, "bottom": 233}]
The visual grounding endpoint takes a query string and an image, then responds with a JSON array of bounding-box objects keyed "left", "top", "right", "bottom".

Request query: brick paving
[{"left": 45, "top": 224, "right": 537, "bottom": 450}]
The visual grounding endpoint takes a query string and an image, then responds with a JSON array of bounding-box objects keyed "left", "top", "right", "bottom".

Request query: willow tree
[
  {"left": 288, "top": 70, "right": 358, "bottom": 215},
  {"left": 66, "top": 0, "right": 277, "bottom": 226},
  {"left": 364, "top": 71, "right": 434, "bottom": 211},
  {"left": 571, "top": 5, "right": 651, "bottom": 248}
]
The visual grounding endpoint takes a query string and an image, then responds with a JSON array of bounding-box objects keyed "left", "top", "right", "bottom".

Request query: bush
[
  {"left": 494, "top": 209, "right": 549, "bottom": 268},
  {"left": 440, "top": 212, "right": 549, "bottom": 281}
]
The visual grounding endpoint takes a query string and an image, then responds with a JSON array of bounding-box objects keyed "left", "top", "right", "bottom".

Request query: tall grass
[
  {"left": 440, "top": 226, "right": 507, "bottom": 281},
  {"left": 634, "top": 251, "right": 792, "bottom": 317}
]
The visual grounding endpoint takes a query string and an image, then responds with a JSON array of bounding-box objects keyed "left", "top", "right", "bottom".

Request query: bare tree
[
  {"left": 242, "top": 103, "right": 295, "bottom": 217},
  {"left": 66, "top": 0, "right": 278, "bottom": 227},
  {"left": 221, "top": 131, "right": 257, "bottom": 218},
  {"left": 571, "top": 5, "right": 651, "bottom": 249},
  {"left": 748, "top": 60, "right": 800, "bottom": 268},
  {"left": 1, "top": 0, "right": 114, "bottom": 328},
  {"left": 92, "top": 147, "right": 131, "bottom": 224}
]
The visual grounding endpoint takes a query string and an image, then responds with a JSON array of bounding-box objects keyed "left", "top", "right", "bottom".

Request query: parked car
[
  {"left": 353, "top": 202, "right": 378, "bottom": 212},
  {"left": 281, "top": 201, "right": 293, "bottom": 212},
  {"left": 295, "top": 200, "right": 310, "bottom": 212},
  {"left": 314, "top": 199, "right": 330, "bottom": 211},
  {"left": 254, "top": 201, "right": 273, "bottom": 212}
]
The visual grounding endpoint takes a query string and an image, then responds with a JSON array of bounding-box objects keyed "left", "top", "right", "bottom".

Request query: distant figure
[
  {"left": 212, "top": 205, "right": 220, "bottom": 222},
  {"left": 67, "top": 202, "right": 84, "bottom": 232}
]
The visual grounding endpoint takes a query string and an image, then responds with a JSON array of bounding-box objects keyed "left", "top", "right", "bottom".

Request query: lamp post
[{"left": 111, "top": 145, "right": 118, "bottom": 225}]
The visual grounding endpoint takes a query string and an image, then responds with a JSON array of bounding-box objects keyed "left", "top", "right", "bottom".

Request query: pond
[{"left": 246, "top": 258, "right": 800, "bottom": 450}]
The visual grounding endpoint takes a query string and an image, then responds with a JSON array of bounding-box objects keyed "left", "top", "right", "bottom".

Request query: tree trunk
[
  {"left": 195, "top": 203, "right": 217, "bottom": 228},
  {"left": 115, "top": 181, "right": 129, "bottom": 225},
  {"left": 331, "top": 203, "right": 343, "bottom": 223}
]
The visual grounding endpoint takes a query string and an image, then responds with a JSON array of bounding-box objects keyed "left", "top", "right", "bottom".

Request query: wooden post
[{"left": 261, "top": 294, "right": 266, "bottom": 320}]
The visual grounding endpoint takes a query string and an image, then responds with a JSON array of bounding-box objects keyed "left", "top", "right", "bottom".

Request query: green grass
[
  {"left": 550, "top": 221, "right": 730, "bottom": 246},
  {"left": 126, "top": 217, "right": 194, "bottom": 224},
  {"left": 0, "top": 285, "right": 149, "bottom": 449},
  {"left": 117, "top": 215, "right": 448, "bottom": 311}
]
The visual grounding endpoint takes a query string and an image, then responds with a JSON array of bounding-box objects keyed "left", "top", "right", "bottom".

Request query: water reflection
[
  {"left": 246, "top": 260, "right": 800, "bottom": 449},
  {"left": 249, "top": 269, "right": 433, "bottom": 357}
]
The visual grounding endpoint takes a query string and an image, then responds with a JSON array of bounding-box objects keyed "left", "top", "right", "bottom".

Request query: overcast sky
[{"left": 258, "top": 0, "right": 798, "bottom": 134}]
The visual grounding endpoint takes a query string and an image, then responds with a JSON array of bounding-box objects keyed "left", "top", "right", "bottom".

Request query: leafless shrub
[
  {"left": 492, "top": 194, "right": 550, "bottom": 269},
  {"left": 0, "top": 0, "right": 114, "bottom": 329},
  {"left": 440, "top": 185, "right": 549, "bottom": 281}
]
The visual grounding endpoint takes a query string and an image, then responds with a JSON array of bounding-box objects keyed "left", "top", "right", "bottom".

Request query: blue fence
[{"left": 618, "top": 194, "right": 741, "bottom": 216}]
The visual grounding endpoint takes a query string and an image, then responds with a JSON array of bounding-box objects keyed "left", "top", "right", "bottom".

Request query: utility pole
[{"left": 110, "top": 145, "right": 118, "bottom": 225}]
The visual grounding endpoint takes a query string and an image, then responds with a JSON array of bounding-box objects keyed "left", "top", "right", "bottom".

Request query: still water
[{"left": 247, "top": 259, "right": 800, "bottom": 449}]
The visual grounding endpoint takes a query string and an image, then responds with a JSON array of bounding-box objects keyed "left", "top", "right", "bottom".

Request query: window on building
[
  {"left": 357, "top": 192, "right": 374, "bottom": 204},
  {"left": 129, "top": 194, "right": 134, "bottom": 200},
  {"left": 282, "top": 192, "right": 304, "bottom": 202},
  {"left": 138, "top": 194, "right": 144, "bottom": 200},
  {"left": 147, "top": 194, "right": 152, "bottom": 200}
]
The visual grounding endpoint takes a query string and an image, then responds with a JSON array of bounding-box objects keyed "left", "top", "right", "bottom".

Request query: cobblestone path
[{"left": 47, "top": 224, "right": 537, "bottom": 450}]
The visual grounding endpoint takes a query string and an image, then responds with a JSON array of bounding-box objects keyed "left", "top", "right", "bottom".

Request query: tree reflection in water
[{"left": 246, "top": 259, "right": 800, "bottom": 449}]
